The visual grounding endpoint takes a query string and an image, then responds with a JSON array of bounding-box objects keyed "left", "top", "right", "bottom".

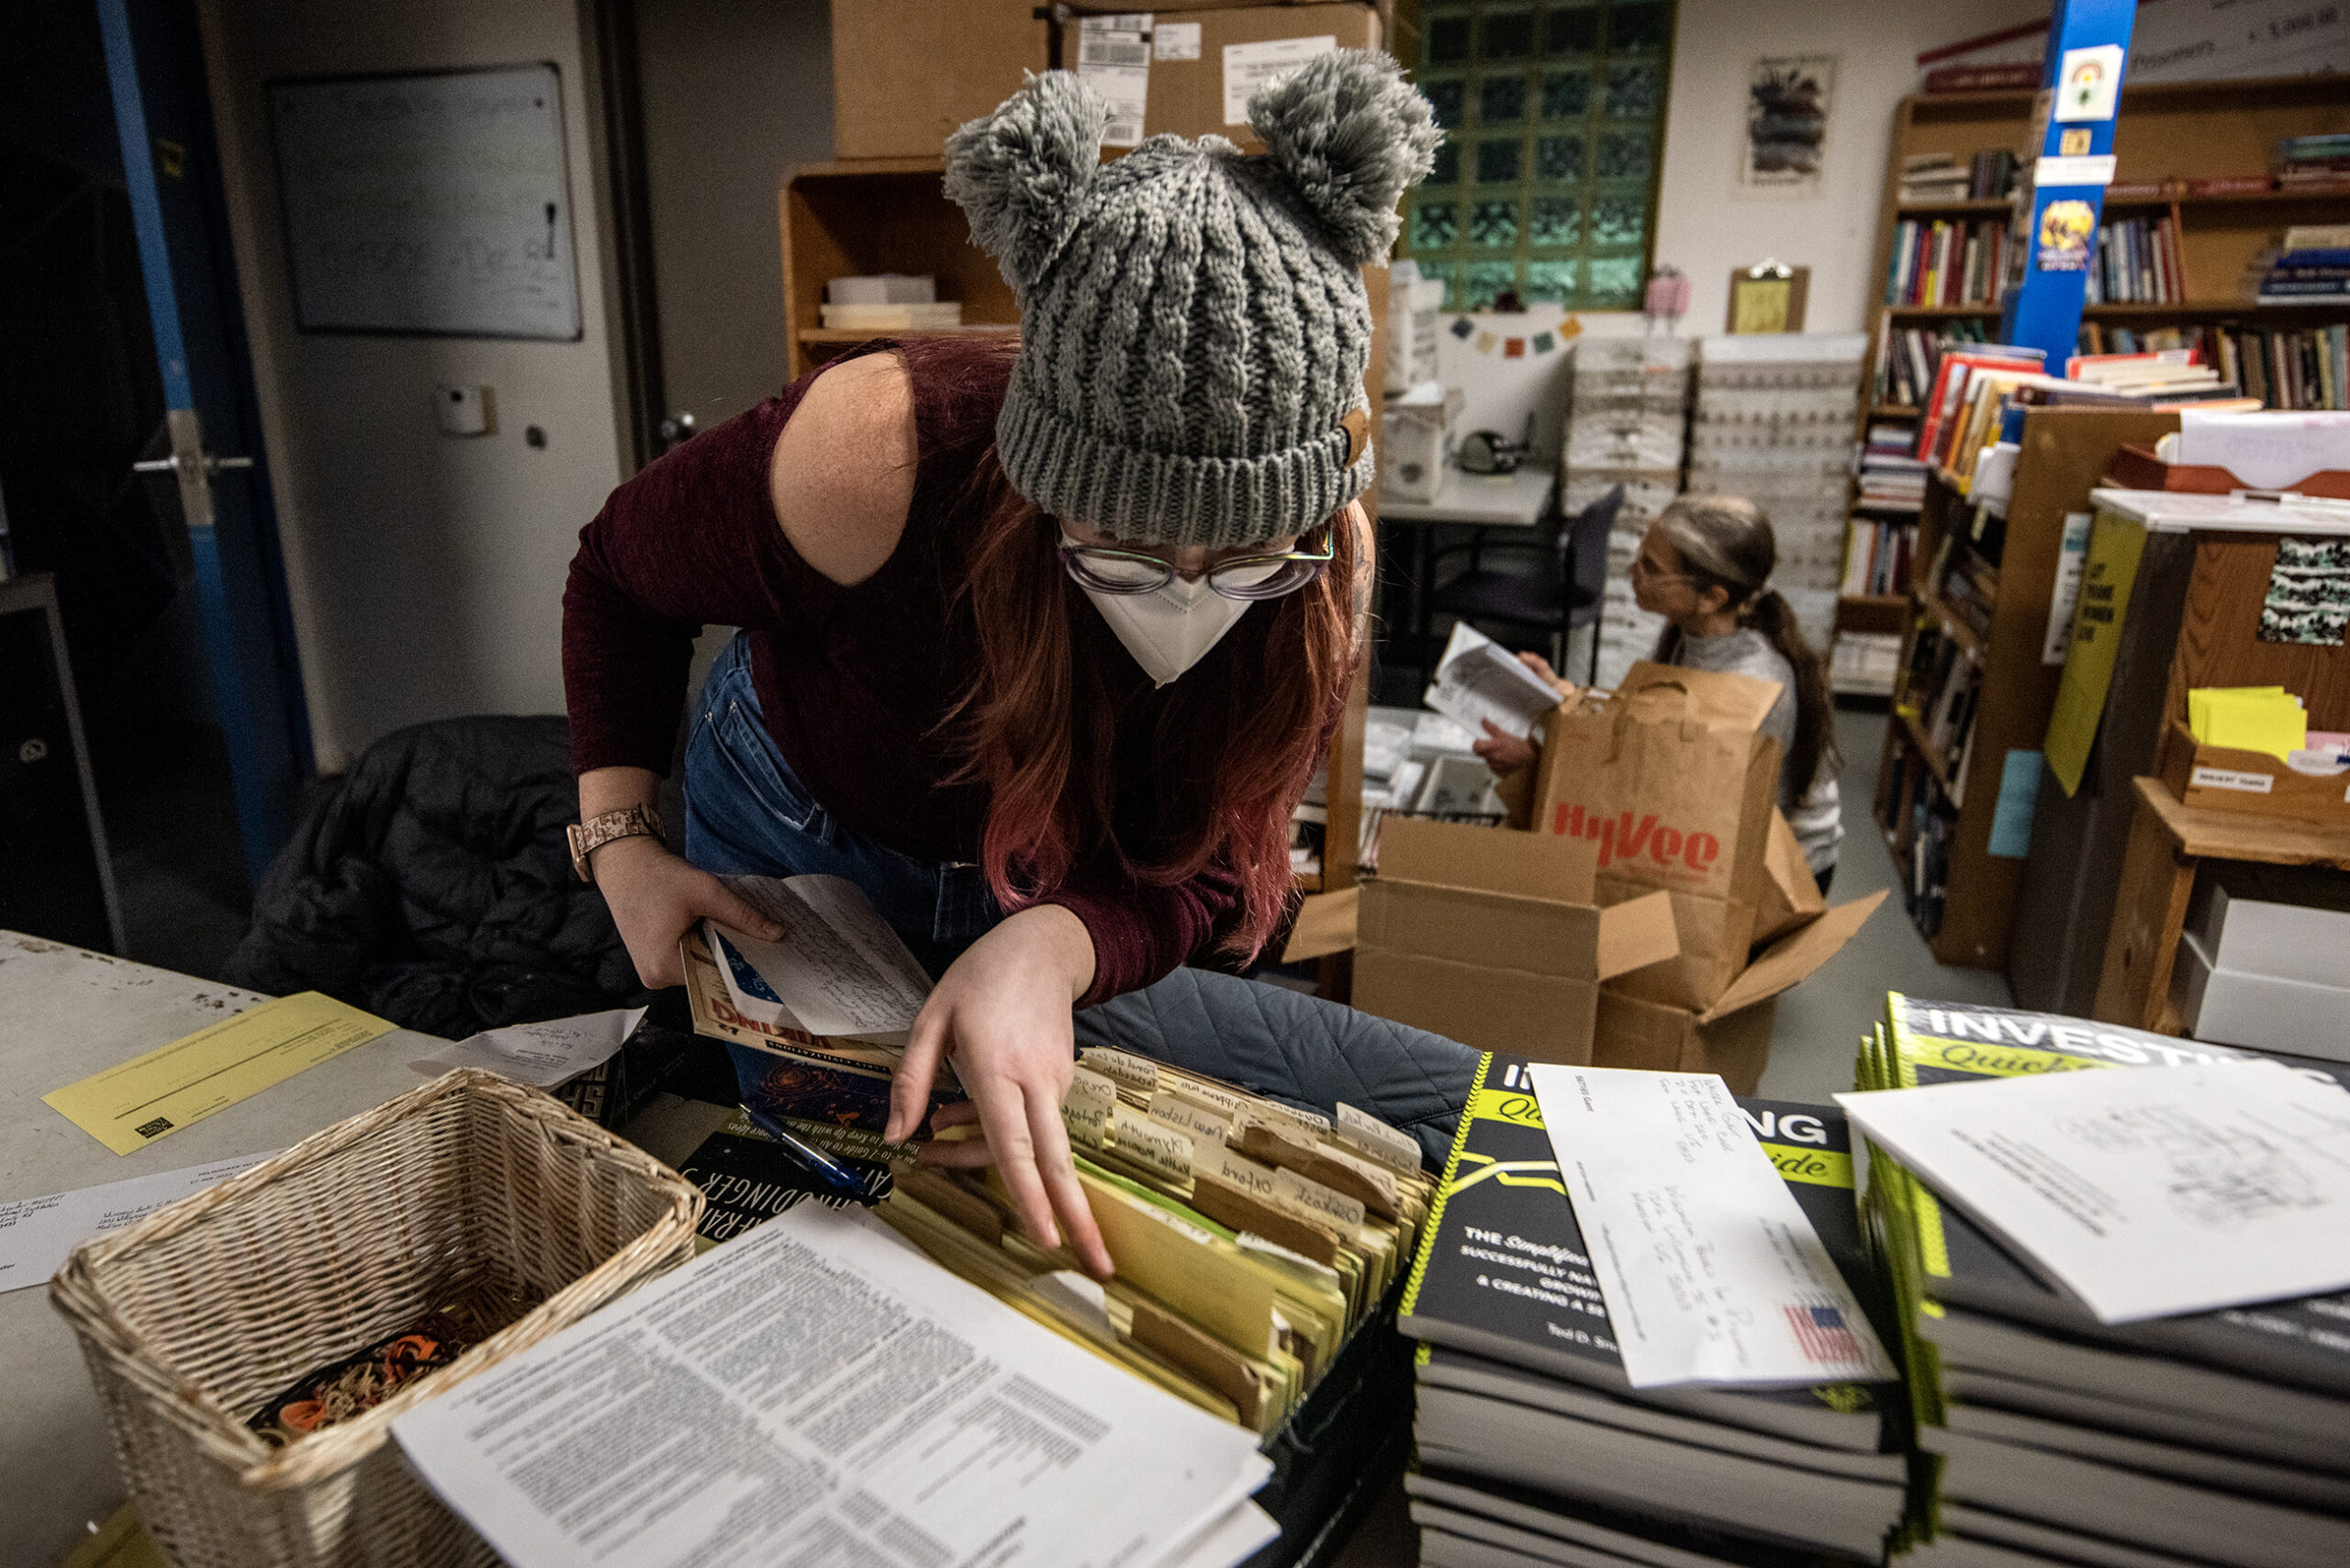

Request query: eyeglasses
[
  {"left": 1628, "top": 554, "right": 1690, "bottom": 584},
  {"left": 1058, "top": 530, "right": 1335, "bottom": 601}
]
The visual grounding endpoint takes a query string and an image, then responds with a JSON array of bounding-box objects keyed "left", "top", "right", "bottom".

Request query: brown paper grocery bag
[{"left": 1529, "top": 662, "right": 1783, "bottom": 909}]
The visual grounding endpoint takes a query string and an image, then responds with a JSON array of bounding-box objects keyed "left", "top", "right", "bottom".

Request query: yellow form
[{"left": 43, "top": 991, "right": 396, "bottom": 1155}]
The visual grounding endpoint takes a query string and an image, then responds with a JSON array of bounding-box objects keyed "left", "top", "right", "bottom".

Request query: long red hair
[{"left": 947, "top": 455, "right": 1366, "bottom": 962}]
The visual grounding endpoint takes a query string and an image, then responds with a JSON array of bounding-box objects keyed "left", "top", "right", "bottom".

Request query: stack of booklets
[
  {"left": 2277, "top": 135, "right": 2350, "bottom": 190},
  {"left": 1857, "top": 434, "right": 1928, "bottom": 513},
  {"left": 2256, "top": 225, "right": 2350, "bottom": 305},
  {"left": 1399, "top": 1054, "right": 1918, "bottom": 1567},
  {"left": 1898, "top": 152, "right": 1972, "bottom": 204},
  {"left": 1854, "top": 995, "right": 2350, "bottom": 1568}
]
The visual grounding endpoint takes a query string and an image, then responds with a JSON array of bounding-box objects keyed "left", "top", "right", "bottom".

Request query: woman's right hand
[{"left": 590, "top": 836, "right": 785, "bottom": 988}]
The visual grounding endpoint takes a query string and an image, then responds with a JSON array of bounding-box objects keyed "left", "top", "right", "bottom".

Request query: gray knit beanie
[{"left": 945, "top": 51, "right": 1438, "bottom": 547}]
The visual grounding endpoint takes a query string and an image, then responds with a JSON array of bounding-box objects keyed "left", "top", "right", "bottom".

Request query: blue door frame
[{"left": 97, "top": 0, "right": 312, "bottom": 888}]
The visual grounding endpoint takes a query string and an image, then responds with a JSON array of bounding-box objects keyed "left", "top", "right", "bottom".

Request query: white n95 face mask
[{"left": 1063, "top": 534, "right": 1255, "bottom": 688}]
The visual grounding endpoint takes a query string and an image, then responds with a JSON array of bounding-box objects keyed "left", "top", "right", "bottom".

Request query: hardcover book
[{"left": 1399, "top": 1053, "right": 1901, "bottom": 1452}]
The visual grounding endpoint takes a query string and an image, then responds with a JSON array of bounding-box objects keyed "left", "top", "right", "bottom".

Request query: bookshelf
[
  {"left": 1833, "top": 73, "right": 2350, "bottom": 694},
  {"left": 1874, "top": 408, "right": 2177, "bottom": 969}
]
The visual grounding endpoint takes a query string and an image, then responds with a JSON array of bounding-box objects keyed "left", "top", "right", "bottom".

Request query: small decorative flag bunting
[{"left": 1444, "top": 316, "right": 1584, "bottom": 356}]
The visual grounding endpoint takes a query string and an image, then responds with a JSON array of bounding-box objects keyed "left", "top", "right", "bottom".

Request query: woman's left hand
[{"left": 888, "top": 904, "right": 1115, "bottom": 1279}]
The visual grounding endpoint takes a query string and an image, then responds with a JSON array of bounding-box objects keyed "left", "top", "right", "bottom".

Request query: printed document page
[
  {"left": 717, "top": 874, "right": 934, "bottom": 1036},
  {"left": 1527, "top": 1065, "right": 1896, "bottom": 1389},
  {"left": 1423, "top": 622, "right": 1566, "bottom": 742},
  {"left": 394, "top": 1201, "right": 1271, "bottom": 1568},
  {"left": 411, "top": 1007, "right": 646, "bottom": 1088},
  {"left": 1838, "top": 1061, "right": 2350, "bottom": 1323}
]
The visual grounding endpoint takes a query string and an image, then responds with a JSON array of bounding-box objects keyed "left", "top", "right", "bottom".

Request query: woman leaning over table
[{"left": 558, "top": 58, "right": 1439, "bottom": 1278}]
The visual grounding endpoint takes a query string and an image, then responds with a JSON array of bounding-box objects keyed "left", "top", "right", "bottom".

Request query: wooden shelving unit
[
  {"left": 1834, "top": 73, "right": 2350, "bottom": 701},
  {"left": 1874, "top": 408, "right": 2177, "bottom": 968}
]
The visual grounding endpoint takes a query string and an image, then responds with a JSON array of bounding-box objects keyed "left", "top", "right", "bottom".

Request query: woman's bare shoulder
[{"left": 768, "top": 352, "right": 917, "bottom": 586}]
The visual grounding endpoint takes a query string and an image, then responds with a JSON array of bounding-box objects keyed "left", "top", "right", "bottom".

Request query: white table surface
[
  {"left": 0, "top": 932, "right": 451, "bottom": 1568},
  {"left": 1375, "top": 463, "right": 1556, "bottom": 527}
]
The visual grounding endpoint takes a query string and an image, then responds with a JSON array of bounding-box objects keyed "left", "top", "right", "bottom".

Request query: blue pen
[{"left": 739, "top": 1103, "right": 880, "bottom": 1201}]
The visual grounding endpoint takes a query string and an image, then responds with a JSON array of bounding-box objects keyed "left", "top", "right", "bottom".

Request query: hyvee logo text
[{"left": 1549, "top": 803, "right": 1721, "bottom": 874}]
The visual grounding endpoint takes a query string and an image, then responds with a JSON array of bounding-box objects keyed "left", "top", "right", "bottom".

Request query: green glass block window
[{"left": 1405, "top": 0, "right": 1674, "bottom": 313}]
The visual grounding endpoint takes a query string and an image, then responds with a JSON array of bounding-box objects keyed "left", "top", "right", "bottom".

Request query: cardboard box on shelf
[
  {"left": 1058, "top": 3, "right": 1382, "bottom": 152},
  {"left": 2173, "top": 926, "right": 2350, "bottom": 1064},
  {"left": 1353, "top": 816, "right": 1678, "bottom": 1063},
  {"left": 2186, "top": 864, "right": 2350, "bottom": 988},
  {"left": 830, "top": 0, "right": 1047, "bottom": 161}
]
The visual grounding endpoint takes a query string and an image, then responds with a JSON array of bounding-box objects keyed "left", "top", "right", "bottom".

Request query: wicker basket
[{"left": 50, "top": 1068, "right": 702, "bottom": 1568}]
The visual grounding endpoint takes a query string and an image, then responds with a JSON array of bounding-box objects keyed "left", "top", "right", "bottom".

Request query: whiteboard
[{"left": 267, "top": 64, "right": 581, "bottom": 340}]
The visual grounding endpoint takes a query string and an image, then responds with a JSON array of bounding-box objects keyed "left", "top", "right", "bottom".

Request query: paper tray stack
[{"left": 1855, "top": 993, "right": 2350, "bottom": 1568}]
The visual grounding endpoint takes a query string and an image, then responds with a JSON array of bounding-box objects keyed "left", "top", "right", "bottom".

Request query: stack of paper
[
  {"left": 2189, "top": 685, "right": 2310, "bottom": 759},
  {"left": 1843, "top": 994, "right": 2350, "bottom": 1568},
  {"left": 392, "top": 1202, "right": 1281, "bottom": 1568},
  {"left": 1398, "top": 1055, "right": 1916, "bottom": 1568}
]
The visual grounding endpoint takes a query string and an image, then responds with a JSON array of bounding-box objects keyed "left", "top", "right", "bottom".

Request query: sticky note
[
  {"left": 43, "top": 991, "right": 397, "bottom": 1155},
  {"left": 1987, "top": 750, "right": 2042, "bottom": 858}
]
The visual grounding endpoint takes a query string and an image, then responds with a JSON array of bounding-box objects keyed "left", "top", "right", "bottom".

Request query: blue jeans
[{"left": 684, "top": 635, "right": 1002, "bottom": 979}]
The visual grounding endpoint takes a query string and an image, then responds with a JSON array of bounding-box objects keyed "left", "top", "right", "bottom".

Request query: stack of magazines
[
  {"left": 1398, "top": 1053, "right": 1919, "bottom": 1568},
  {"left": 1855, "top": 995, "right": 2350, "bottom": 1567}
]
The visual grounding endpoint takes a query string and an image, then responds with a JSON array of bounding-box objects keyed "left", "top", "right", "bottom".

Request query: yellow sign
[
  {"left": 1730, "top": 275, "right": 1795, "bottom": 334},
  {"left": 2042, "top": 509, "right": 2148, "bottom": 795},
  {"left": 43, "top": 991, "right": 396, "bottom": 1155}
]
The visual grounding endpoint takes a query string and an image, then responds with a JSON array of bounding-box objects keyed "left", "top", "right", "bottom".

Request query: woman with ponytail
[
  {"left": 1473, "top": 496, "right": 1845, "bottom": 888},
  {"left": 561, "top": 58, "right": 1439, "bottom": 1275}
]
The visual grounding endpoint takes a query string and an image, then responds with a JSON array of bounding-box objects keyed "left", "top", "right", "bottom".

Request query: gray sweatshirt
[{"left": 1672, "top": 628, "right": 1843, "bottom": 873}]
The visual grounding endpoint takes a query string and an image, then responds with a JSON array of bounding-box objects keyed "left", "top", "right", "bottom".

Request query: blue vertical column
[{"left": 1999, "top": 0, "right": 2141, "bottom": 364}]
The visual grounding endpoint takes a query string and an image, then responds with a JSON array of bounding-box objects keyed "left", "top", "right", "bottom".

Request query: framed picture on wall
[{"left": 1738, "top": 55, "right": 1837, "bottom": 197}]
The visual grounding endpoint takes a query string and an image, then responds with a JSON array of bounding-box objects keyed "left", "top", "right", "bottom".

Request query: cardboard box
[
  {"left": 831, "top": 0, "right": 1048, "bottom": 162},
  {"left": 2173, "top": 926, "right": 2350, "bottom": 1064},
  {"left": 2185, "top": 865, "right": 2350, "bottom": 988},
  {"left": 1353, "top": 816, "right": 1679, "bottom": 1063},
  {"left": 1753, "top": 807, "right": 1827, "bottom": 945},
  {"left": 1058, "top": 4, "right": 1382, "bottom": 152},
  {"left": 1595, "top": 891, "right": 1889, "bottom": 1092}
]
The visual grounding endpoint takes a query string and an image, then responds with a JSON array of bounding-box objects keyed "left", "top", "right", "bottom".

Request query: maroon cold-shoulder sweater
[{"left": 560, "top": 338, "right": 1248, "bottom": 1002}]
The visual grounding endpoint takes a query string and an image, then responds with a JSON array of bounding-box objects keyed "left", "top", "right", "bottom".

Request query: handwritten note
[
  {"left": 715, "top": 874, "right": 934, "bottom": 1036},
  {"left": 0, "top": 1153, "right": 274, "bottom": 1290},
  {"left": 411, "top": 1007, "right": 645, "bottom": 1088},
  {"left": 1528, "top": 1065, "right": 1896, "bottom": 1388},
  {"left": 1839, "top": 1061, "right": 2350, "bottom": 1323}
]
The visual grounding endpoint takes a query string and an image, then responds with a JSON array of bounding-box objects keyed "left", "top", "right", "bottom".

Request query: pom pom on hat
[
  {"left": 1248, "top": 50, "right": 1440, "bottom": 267},
  {"left": 945, "top": 72, "right": 1108, "bottom": 292}
]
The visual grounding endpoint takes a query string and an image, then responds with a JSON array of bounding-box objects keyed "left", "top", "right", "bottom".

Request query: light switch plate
[{"left": 436, "top": 385, "right": 495, "bottom": 436}]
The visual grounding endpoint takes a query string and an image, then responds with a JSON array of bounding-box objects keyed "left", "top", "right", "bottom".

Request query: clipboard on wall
[{"left": 1727, "top": 263, "right": 1809, "bottom": 333}]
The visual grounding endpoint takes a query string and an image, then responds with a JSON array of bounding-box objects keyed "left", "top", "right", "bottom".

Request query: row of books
[
  {"left": 1904, "top": 616, "right": 1982, "bottom": 785},
  {"left": 2278, "top": 132, "right": 2350, "bottom": 185},
  {"left": 1880, "top": 749, "right": 1954, "bottom": 937},
  {"left": 1873, "top": 319, "right": 1995, "bottom": 410},
  {"left": 2075, "top": 323, "right": 2350, "bottom": 410},
  {"left": 1858, "top": 996, "right": 2350, "bottom": 1567},
  {"left": 1884, "top": 218, "right": 2011, "bottom": 308},
  {"left": 2251, "top": 225, "right": 2350, "bottom": 303},
  {"left": 1897, "top": 149, "right": 2017, "bottom": 204},
  {"left": 1399, "top": 1055, "right": 1917, "bottom": 1567},
  {"left": 2079, "top": 214, "right": 2185, "bottom": 307},
  {"left": 1914, "top": 342, "right": 2246, "bottom": 485},
  {"left": 1840, "top": 517, "right": 1915, "bottom": 598}
]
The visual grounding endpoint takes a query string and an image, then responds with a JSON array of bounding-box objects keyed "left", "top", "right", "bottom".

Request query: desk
[
  {"left": 2092, "top": 779, "right": 2350, "bottom": 1035},
  {"left": 0, "top": 933, "right": 451, "bottom": 1568},
  {"left": 1374, "top": 465, "right": 1556, "bottom": 689}
]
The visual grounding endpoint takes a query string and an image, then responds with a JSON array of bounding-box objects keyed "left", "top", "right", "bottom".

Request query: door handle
[{"left": 132, "top": 454, "right": 253, "bottom": 475}]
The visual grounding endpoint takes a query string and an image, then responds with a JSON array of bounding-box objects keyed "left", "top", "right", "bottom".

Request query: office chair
[{"left": 1427, "top": 483, "right": 1625, "bottom": 684}]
